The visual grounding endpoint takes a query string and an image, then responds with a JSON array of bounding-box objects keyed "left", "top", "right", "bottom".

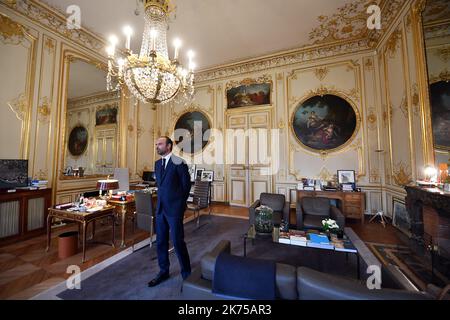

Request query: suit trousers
[{"left": 156, "top": 208, "right": 191, "bottom": 279}]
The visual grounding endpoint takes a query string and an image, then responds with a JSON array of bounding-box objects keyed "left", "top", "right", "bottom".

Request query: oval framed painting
[
  {"left": 68, "top": 126, "right": 89, "bottom": 156},
  {"left": 291, "top": 94, "right": 359, "bottom": 153},
  {"left": 174, "top": 110, "right": 211, "bottom": 154}
]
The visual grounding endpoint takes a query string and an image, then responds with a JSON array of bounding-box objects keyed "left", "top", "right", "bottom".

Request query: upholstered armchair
[
  {"left": 249, "top": 193, "right": 290, "bottom": 226},
  {"left": 296, "top": 197, "right": 345, "bottom": 230}
]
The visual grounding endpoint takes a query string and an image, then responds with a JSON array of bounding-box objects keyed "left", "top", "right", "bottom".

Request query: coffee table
[{"left": 243, "top": 225, "right": 360, "bottom": 279}]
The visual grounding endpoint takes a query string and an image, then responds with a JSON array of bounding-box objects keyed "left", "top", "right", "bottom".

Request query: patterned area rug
[{"left": 366, "top": 242, "right": 450, "bottom": 291}]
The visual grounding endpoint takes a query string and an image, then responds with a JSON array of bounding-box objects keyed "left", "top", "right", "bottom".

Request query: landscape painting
[
  {"left": 227, "top": 83, "right": 271, "bottom": 109},
  {"left": 292, "top": 94, "right": 358, "bottom": 152},
  {"left": 96, "top": 104, "right": 118, "bottom": 126}
]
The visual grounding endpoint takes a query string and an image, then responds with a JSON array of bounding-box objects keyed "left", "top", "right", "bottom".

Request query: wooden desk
[
  {"left": 46, "top": 206, "right": 115, "bottom": 263},
  {"left": 297, "top": 190, "right": 366, "bottom": 222},
  {"left": 108, "top": 199, "right": 136, "bottom": 248}
]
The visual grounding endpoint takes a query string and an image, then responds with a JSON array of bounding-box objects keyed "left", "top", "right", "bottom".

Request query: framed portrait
[
  {"left": 174, "top": 111, "right": 211, "bottom": 154},
  {"left": 68, "top": 126, "right": 88, "bottom": 156},
  {"left": 96, "top": 104, "right": 118, "bottom": 126},
  {"left": 195, "top": 168, "right": 204, "bottom": 181},
  {"left": 291, "top": 94, "right": 359, "bottom": 152},
  {"left": 337, "top": 170, "right": 356, "bottom": 184},
  {"left": 430, "top": 81, "right": 450, "bottom": 150},
  {"left": 188, "top": 164, "right": 196, "bottom": 182},
  {"left": 201, "top": 170, "right": 214, "bottom": 182},
  {"left": 226, "top": 82, "right": 271, "bottom": 109},
  {"left": 392, "top": 198, "right": 411, "bottom": 236}
]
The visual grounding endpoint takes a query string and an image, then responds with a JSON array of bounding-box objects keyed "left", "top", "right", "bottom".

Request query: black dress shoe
[{"left": 147, "top": 273, "right": 170, "bottom": 287}]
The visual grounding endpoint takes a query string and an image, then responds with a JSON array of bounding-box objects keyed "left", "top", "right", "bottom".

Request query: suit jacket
[{"left": 155, "top": 154, "right": 191, "bottom": 217}]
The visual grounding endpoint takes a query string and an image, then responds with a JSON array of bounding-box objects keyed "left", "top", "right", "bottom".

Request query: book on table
[
  {"left": 331, "top": 239, "right": 357, "bottom": 253},
  {"left": 289, "top": 229, "right": 308, "bottom": 246},
  {"left": 279, "top": 231, "right": 291, "bottom": 244},
  {"left": 307, "top": 233, "right": 334, "bottom": 250}
]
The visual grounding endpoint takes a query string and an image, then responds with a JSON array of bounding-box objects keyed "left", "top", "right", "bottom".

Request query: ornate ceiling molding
[
  {"left": 196, "top": 0, "right": 408, "bottom": 83},
  {"left": 0, "top": 0, "right": 107, "bottom": 54},
  {"left": 0, "top": 12, "right": 26, "bottom": 44},
  {"left": 67, "top": 91, "right": 119, "bottom": 109}
]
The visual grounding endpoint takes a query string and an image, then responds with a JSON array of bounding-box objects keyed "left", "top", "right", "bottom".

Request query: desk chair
[
  {"left": 134, "top": 190, "right": 155, "bottom": 247},
  {"left": 186, "top": 181, "right": 211, "bottom": 227}
]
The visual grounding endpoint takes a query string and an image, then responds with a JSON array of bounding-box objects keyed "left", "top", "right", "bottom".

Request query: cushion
[
  {"left": 275, "top": 263, "right": 297, "bottom": 300},
  {"left": 303, "top": 215, "right": 328, "bottom": 229},
  {"left": 260, "top": 193, "right": 285, "bottom": 212},
  {"left": 212, "top": 253, "right": 276, "bottom": 300},
  {"left": 302, "top": 197, "right": 330, "bottom": 216},
  {"left": 297, "top": 267, "right": 433, "bottom": 300}
]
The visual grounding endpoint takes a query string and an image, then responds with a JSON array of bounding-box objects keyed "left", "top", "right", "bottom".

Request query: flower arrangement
[{"left": 322, "top": 219, "right": 339, "bottom": 232}]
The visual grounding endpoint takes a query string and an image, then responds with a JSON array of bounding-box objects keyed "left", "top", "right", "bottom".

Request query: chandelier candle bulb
[
  {"left": 123, "top": 26, "right": 133, "bottom": 50},
  {"left": 173, "top": 38, "right": 182, "bottom": 60},
  {"left": 150, "top": 29, "right": 158, "bottom": 51},
  {"left": 106, "top": 46, "right": 114, "bottom": 57}
]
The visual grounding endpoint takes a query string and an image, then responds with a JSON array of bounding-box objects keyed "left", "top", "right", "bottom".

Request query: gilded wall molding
[
  {"left": 385, "top": 28, "right": 402, "bottom": 58},
  {"left": 67, "top": 91, "right": 119, "bottom": 109},
  {"left": 7, "top": 92, "right": 27, "bottom": 121},
  {"left": 429, "top": 68, "right": 450, "bottom": 83},
  {"left": 367, "top": 108, "right": 378, "bottom": 130},
  {"left": 225, "top": 75, "right": 272, "bottom": 90},
  {"left": 392, "top": 161, "right": 413, "bottom": 186},
  {"left": 313, "top": 67, "right": 329, "bottom": 81},
  {"left": 197, "top": 40, "right": 371, "bottom": 83},
  {"left": 434, "top": 45, "right": 450, "bottom": 63},
  {"left": 37, "top": 96, "right": 51, "bottom": 122},
  {"left": 0, "top": 0, "right": 107, "bottom": 54},
  {"left": 0, "top": 12, "right": 25, "bottom": 44}
]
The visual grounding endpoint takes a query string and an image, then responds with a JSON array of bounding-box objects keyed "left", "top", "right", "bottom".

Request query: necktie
[{"left": 162, "top": 158, "right": 166, "bottom": 174}]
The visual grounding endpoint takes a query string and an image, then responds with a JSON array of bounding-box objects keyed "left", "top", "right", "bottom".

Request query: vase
[{"left": 255, "top": 206, "right": 274, "bottom": 235}]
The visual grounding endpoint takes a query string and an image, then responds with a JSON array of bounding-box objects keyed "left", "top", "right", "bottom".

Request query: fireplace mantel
[{"left": 405, "top": 186, "right": 450, "bottom": 242}]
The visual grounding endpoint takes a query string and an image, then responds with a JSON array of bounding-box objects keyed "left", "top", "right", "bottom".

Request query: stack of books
[
  {"left": 31, "top": 180, "right": 48, "bottom": 189},
  {"left": 330, "top": 234, "right": 357, "bottom": 253},
  {"left": 279, "top": 231, "right": 291, "bottom": 244},
  {"left": 289, "top": 230, "right": 308, "bottom": 247}
]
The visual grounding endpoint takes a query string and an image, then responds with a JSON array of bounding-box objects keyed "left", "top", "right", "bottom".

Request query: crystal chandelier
[{"left": 106, "top": 0, "right": 195, "bottom": 105}]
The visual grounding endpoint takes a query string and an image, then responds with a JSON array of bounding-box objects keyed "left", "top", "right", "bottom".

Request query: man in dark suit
[{"left": 148, "top": 136, "right": 192, "bottom": 287}]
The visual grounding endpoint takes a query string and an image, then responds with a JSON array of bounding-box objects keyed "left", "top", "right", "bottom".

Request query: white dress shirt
[{"left": 161, "top": 152, "right": 172, "bottom": 170}]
